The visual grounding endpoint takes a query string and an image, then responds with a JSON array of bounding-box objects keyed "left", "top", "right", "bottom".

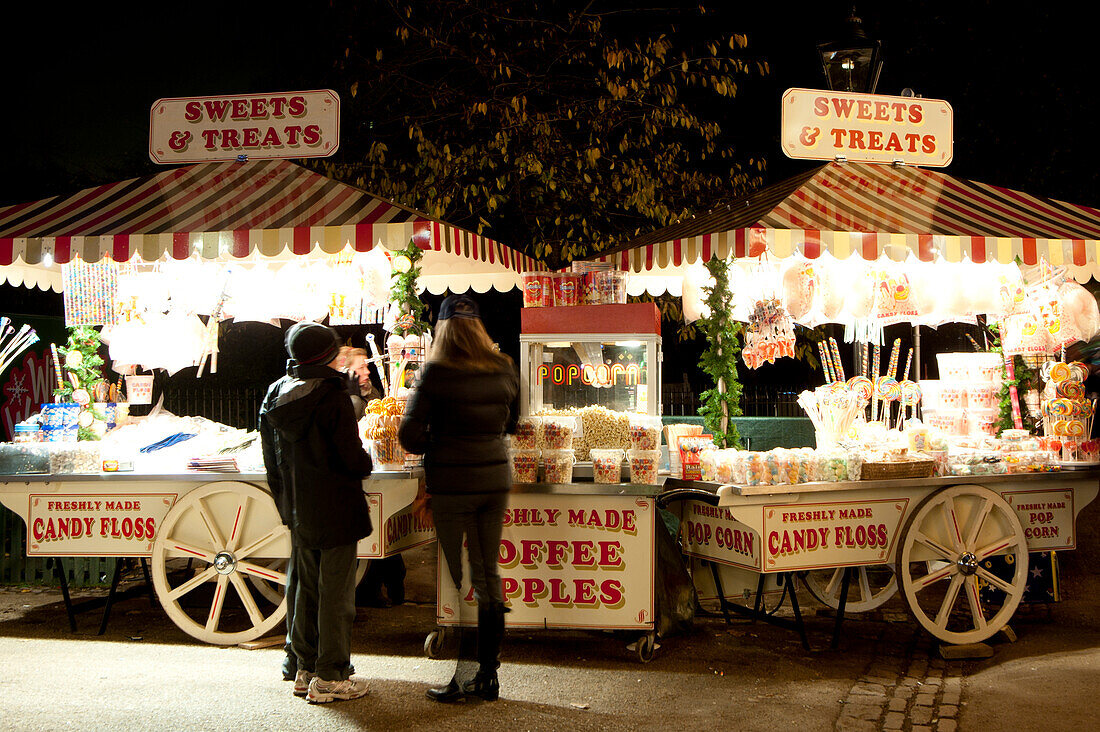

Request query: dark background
[{"left": 2, "top": 2, "right": 1095, "bottom": 428}]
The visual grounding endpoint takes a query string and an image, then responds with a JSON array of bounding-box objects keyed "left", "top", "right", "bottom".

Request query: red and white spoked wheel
[
  {"left": 151, "top": 481, "right": 291, "bottom": 645},
  {"left": 803, "top": 564, "right": 898, "bottom": 613},
  {"left": 896, "top": 485, "right": 1028, "bottom": 644}
]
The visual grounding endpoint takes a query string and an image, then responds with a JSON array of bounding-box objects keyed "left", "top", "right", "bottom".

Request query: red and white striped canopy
[
  {"left": 599, "top": 162, "right": 1100, "bottom": 283},
  {"left": 0, "top": 159, "right": 541, "bottom": 290}
]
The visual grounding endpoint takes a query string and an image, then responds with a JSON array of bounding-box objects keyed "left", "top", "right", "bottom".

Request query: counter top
[
  {"left": 0, "top": 470, "right": 421, "bottom": 485},
  {"left": 509, "top": 481, "right": 665, "bottom": 498}
]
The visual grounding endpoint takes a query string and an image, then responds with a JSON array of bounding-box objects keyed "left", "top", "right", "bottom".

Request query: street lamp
[{"left": 817, "top": 8, "right": 883, "bottom": 93}]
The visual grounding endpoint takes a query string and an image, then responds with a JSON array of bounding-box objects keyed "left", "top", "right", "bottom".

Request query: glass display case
[{"left": 518, "top": 303, "right": 662, "bottom": 416}]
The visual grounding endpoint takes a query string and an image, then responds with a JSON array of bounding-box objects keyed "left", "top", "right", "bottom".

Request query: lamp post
[{"left": 817, "top": 8, "right": 884, "bottom": 93}]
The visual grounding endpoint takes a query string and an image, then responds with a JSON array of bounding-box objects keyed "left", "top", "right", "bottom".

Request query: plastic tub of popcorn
[
  {"left": 511, "top": 416, "right": 540, "bottom": 450},
  {"left": 510, "top": 448, "right": 540, "bottom": 483},
  {"left": 590, "top": 448, "right": 625, "bottom": 484},
  {"left": 540, "top": 416, "right": 576, "bottom": 450},
  {"left": 541, "top": 449, "right": 575, "bottom": 483},
  {"left": 628, "top": 449, "right": 661, "bottom": 484},
  {"left": 966, "top": 383, "right": 998, "bottom": 410}
]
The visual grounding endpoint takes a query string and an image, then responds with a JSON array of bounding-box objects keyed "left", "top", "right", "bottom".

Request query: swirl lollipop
[
  {"left": 1050, "top": 362, "right": 1073, "bottom": 383},
  {"left": 848, "top": 375, "right": 874, "bottom": 405},
  {"left": 1049, "top": 398, "right": 1074, "bottom": 417},
  {"left": 1057, "top": 381, "right": 1086, "bottom": 400},
  {"left": 1070, "top": 362, "right": 1090, "bottom": 382}
]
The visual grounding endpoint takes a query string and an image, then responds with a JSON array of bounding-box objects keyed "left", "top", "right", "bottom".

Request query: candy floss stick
[
  {"left": 887, "top": 338, "right": 901, "bottom": 381},
  {"left": 818, "top": 341, "right": 833, "bottom": 383},
  {"left": 902, "top": 348, "right": 913, "bottom": 382},
  {"left": 862, "top": 342, "right": 869, "bottom": 379},
  {"left": 871, "top": 343, "right": 881, "bottom": 422},
  {"left": 1002, "top": 349, "right": 1023, "bottom": 429},
  {"left": 829, "top": 337, "right": 845, "bottom": 382}
]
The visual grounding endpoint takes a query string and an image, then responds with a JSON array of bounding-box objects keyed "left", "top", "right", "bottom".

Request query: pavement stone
[
  {"left": 912, "top": 727, "right": 932, "bottom": 732},
  {"left": 941, "top": 691, "right": 960, "bottom": 706},
  {"left": 843, "top": 703, "right": 885, "bottom": 721},
  {"left": 937, "top": 720, "right": 958, "bottom": 732},
  {"left": 893, "top": 686, "right": 914, "bottom": 700},
  {"left": 835, "top": 719, "right": 878, "bottom": 732},
  {"left": 888, "top": 697, "right": 908, "bottom": 712},
  {"left": 914, "top": 693, "right": 936, "bottom": 706},
  {"left": 849, "top": 682, "right": 887, "bottom": 697},
  {"left": 911, "top": 706, "right": 933, "bottom": 725},
  {"left": 939, "top": 704, "right": 958, "bottom": 718},
  {"left": 883, "top": 711, "right": 905, "bottom": 729}
]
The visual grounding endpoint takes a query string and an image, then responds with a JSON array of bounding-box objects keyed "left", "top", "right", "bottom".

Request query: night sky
[
  {"left": 2, "top": 2, "right": 1096, "bottom": 404},
  {"left": 2, "top": 2, "right": 1097, "bottom": 209}
]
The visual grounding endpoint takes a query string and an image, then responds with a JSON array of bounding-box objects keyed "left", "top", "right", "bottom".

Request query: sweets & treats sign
[
  {"left": 781, "top": 88, "right": 953, "bottom": 167},
  {"left": 149, "top": 90, "right": 340, "bottom": 164}
]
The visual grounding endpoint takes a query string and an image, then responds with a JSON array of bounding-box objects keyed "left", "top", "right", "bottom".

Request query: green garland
[
  {"left": 53, "top": 326, "right": 105, "bottom": 403},
  {"left": 389, "top": 239, "right": 430, "bottom": 336},
  {"left": 986, "top": 322, "right": 1039, "bottom": 433},
  {"left": 697, "top": 258, "right": 744, "bottom": 449}
]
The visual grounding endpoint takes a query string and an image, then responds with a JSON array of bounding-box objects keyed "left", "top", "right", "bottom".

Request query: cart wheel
[
  {"left": 151, "top": 481, "right": 292, "bottom": 645},
  {"left": 896, "top": 484, "right": 1028, "bottom": 644},
  {"left": 803, "top": 565, "right": 898, "bottom": 613},
  {"left": 424, "top": 629, "right": 445, "bottom": 658},
  {"left": 247, "top": 558, "right": 369, "bottom": 605},
  {"left": 635, "top": 632, "right": 657, "bottom": 663}
]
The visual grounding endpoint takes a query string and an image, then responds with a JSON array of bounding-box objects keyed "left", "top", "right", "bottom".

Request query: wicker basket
[{"left": 860, "top": 459, "right": 935, "bottom": 481}]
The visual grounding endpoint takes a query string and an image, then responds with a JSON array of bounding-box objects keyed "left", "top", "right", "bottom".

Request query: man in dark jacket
[{"left": 259, "top": 322, "right": 373, "bottom": 703}]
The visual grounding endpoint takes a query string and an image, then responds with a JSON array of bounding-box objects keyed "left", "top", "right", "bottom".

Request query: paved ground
[{"left": 2, "top": 506, "right": 1100, "bottom": 731}]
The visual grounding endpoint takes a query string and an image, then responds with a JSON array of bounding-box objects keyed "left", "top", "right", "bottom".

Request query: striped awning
[
  {"left": 0, "top": 159, "right": 541, "bottom": 290},
  {"left": 598, "top": 162, "right": 1100, "bottom": 283}
]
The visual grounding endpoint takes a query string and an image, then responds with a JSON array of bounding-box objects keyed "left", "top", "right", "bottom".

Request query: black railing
[{"left": 162, "top": 386, "right": 267, "bottom": 430}]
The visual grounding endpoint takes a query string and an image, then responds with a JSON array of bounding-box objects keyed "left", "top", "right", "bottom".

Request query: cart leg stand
[
  {"left": 98, "top": 559, "right": 126, "bottom": 635},
  {"left": 49, "top": 558, "right": 77, "bottom": 632},
  {"left": 831, "top": 567, "right": 853, "bottom": 650}
]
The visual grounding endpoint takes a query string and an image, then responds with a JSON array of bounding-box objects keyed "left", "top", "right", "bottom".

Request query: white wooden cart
[
  {"left": 0, "top": 471, "right": 433, "bottom": 645},
  {"left": 661, "top": 470, "right": 1100, "bottom": 646}
]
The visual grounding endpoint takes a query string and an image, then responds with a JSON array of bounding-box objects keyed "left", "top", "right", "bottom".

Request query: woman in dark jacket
[{"left": 398, "top": 294, "right": 518, "bottom": 703}]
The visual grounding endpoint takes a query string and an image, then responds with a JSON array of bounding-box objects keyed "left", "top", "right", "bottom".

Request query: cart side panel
[{"left": 437, "top": 493, "right": 656, "bottom": 630}]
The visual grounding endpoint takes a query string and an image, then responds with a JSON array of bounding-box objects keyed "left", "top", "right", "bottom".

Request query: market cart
[
  {"left": 661, "top": 469, "right": 1099, "bottom": 646},
  {"left": 0, "top": 470, "right": 432, "bottom": 645}
]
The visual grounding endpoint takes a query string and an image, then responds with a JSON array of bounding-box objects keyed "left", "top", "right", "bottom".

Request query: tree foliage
[
  {"left": 697, "top": 257, "right": 743, "bottom": 448},
  {"left": 324, "top": 1, "right": 767, "bottom": 266}
]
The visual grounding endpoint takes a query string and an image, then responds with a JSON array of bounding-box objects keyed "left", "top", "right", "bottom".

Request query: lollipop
[
  {"left": 1082, "top": 401, "right": 1096, "bottom": 418},
  {"left": 848, "top": 376, "right": 874, "bottom": 404},
  {"left": 1049, "top": 398, "right": 1074, "bottom": 417},
  {"left": 1070, "top": 362, "right": 1090, "bottom": 382},
  {"left": 900, "top": 380, "right": 922, "bottom": 406},
  {"left": 1049, "top": 362, "right": 1073, "bottom": 383},
  {"left": 1053, "top": 419, "right": 1069, "bottom": 435},
  {"left": 1058, "top": 381, "right": 1086, "bottom": 400},
  {"left": 874, "top": 376, "right": 898, "bottom": 398},
  {"left": 1068, "top": 420, "right": 1087, "bottom": 437}
]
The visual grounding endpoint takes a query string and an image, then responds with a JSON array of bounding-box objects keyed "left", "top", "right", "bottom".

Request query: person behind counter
[
  {"left": 343, "top": 346, "right": 407, "bottom": 608},
  {"left": 259, "top": 322, "right": 374, "bottom": 704},
  {"left": 398, "top": 294, "right": 519, "bottom": 703}
]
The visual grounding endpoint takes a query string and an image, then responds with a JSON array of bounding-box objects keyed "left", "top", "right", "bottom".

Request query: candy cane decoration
[{"left": 829, "top": 337, "right": 845, "bottom": 382}]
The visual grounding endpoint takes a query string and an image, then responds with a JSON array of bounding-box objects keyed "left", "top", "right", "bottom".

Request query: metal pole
[{"left": 913, "top": 325, "right": 921, "bottom": 380}]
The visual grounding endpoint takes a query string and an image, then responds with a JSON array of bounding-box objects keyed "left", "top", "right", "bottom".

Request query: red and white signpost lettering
[
  {"left": 438, "top": 494, "right": 655, "bottom": 630},
  {"left": 27, "top": 493, "right": 177, "bottom": 556},
  {"left": 782, "top": 88, "right": 953, "bottom": 167},
  {"left": 761, "top": 497, "right": 909, "bottom": 572},
  {"left": 149, "top": 90, "right": 340, "bottom": 164}
]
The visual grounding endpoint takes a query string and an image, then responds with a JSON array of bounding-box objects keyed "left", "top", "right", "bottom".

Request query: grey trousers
[
  {"left": 292, "top": 542, "right": 358, "bottom": 681},
  {"left": 432, "top": 491, "right": 508, "bottom": 605}
]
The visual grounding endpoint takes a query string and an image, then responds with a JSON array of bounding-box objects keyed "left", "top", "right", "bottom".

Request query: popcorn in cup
[
  {"left": 542, "top": 449, "right": 575, "bottom": 483},
  {"left": 590, "top": 448, "right": 625, "bottom": 484},
  {"left": 628, "top": 449, "right": 661, "bottom": 484},
  {"left": 628, "top": 415, "right": 662, "bottom": 451},
  {"left": 540, "top": 416, "right": 576, "bottom": 450},
  {"left": 510, "top": 448, "right": 540, "bottom": 483},
  {"left": 511, "top": 416, "right": 540, "bottom": 450}
]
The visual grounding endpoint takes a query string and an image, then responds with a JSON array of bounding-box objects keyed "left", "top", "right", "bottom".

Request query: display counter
[
  {"left": 659, "top": 470, "right": 1100, "bottom": 646},
  {"left": 0, "top": 470, "right": 432, "bottom": 645}
]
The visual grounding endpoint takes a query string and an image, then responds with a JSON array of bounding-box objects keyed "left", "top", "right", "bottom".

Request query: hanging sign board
[
  {"left": 781, "top": 88, "right": 953, "bottom": 167},
  {"left": 149, "top": 89, "right": 340, "bottom": 164}
]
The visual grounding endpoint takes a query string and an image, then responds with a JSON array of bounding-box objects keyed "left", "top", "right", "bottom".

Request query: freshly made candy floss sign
[{"left": 437, "top": 495, "right": 655, "bottom": 629}]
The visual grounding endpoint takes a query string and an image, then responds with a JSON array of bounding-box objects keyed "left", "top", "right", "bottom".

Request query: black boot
[
  {"left": 426, "top": 676, "right": 466, "bottom": 703},
  {"left": 463, "top": 602, "right": 505, "bottom": 701}
]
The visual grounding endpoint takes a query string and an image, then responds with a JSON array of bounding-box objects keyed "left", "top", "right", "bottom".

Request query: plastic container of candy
[
  {"left": 966, "top": 383, "right": 998, "bottom": 410},
  {"left": 48, "top": 442, "right": 102, "bottom": 474},
  {"left": 0, "top": 443, "right": 51, "bottom": 474},
  {"left": 628, "top": 415, "right": 663, "bottom": 451}
]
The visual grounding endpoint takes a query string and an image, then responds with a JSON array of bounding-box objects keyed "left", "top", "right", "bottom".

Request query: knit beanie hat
[{"left": 285, "top": 322, "right": 341, "bottom": 365}]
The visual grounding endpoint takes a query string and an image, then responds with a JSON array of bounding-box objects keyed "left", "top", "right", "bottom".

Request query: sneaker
[
  {"left": 293, "top": 670, "right": 316, "bottom": 697},
  {"left": 307, "top": 676, "right": 370, "bottom": 703}
]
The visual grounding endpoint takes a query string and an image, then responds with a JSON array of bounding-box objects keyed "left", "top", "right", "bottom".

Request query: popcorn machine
[{"left": 518, "top": 302, "right": 663, "bottom": 417}]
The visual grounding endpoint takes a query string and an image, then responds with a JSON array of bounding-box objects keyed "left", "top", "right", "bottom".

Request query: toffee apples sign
[
  {"left": 149, "top": 89, "right": 340, "bottom": 164},
  {"left": 781, "top": 87, "right": 953, "bottom": 167}
]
